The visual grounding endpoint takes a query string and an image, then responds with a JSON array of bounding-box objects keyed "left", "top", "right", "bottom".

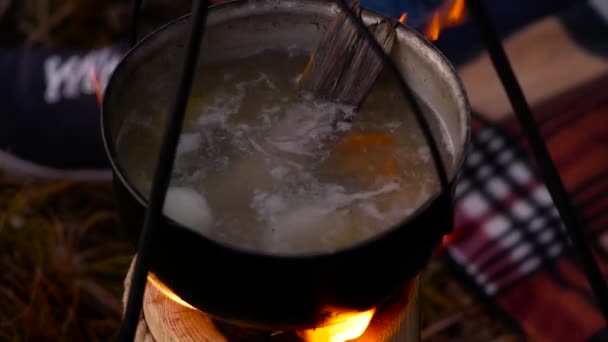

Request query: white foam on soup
[{"left": 117, "top": 50, "right": 455, "bottom": 255}]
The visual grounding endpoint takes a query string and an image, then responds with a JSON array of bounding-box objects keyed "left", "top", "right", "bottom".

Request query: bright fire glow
[
  {"left": 299, "top": 308, "right": 376, "bottom": 342},
  {"left": 90, "top": 68, "right": 103, "bottom": 105},
  {"left": 447, "top": 0, "right": 466, "bottom": 25},
  {"left": 425, "top": 11, "right": 441, "bottom": 41},
  {"left": 149, "top": 276, "right": 376, "bottom": 341},
  {"left": 423, "top": 0, "right": 467, "bottom": 41},
  {"left": 147, "top": 274, "right": 196, "bottom": 310},
  {"left": 399, "top": 12, "right": 408, "bottom": 24}
]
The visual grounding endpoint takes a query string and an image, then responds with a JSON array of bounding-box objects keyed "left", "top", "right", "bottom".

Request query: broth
[{"left": 116, "top": 50, "right": 454, "bottom": 255}]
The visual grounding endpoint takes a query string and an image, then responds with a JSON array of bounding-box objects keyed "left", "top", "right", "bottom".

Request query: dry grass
[
  {"left": 1, "top": 0, "right": 191, "bottom": 49},
  {"left": 0, "top": 180, "right": 133, "bottom": 341}
]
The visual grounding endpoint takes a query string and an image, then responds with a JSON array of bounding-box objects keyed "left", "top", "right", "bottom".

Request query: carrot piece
[{"left": 337, "top": 134, "right": 396, "bottom": 152}]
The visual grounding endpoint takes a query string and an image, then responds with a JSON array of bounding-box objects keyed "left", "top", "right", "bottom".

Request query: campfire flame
[
  {"left": 399, "top": 12, "right": 408, "bottom": 24},
  {"left": 423, "top": 0, "right": 467, "bottom": 41},
  {"left": 148, "top": 277, "right": 375, "bottom": 341},
  {"left": 299, "top": 308, "right": 376, "bottom": 342},
  {"left": 447, "top": 0, "right": 466, "bottom": 25},
  {"left": 90, "top": 67, "right": 103, "bottom": 105},
  {"left": 425, "top": 11, "right": 442, "bottom": 41}
]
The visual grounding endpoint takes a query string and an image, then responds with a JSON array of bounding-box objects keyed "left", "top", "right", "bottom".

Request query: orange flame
[
  {"left": 447, "top": 0, "right": 466, "bottom": 25},
  {"left": 90, "top": 68, "right": 103, "bottom": 105},
  {"left": 399, "top": 12, "right": 408, "bottom": 24},
  {"left": 299, "top": 308, "right": 376, "bottom": 342},
  {"left": 150, "top": 274, "right": 376, "bottom": 342},
  {"left": 425, "top": 11, "right": 441, "bottom": 41},
  {"left": 424, "top": 0, "right": 468, "bottom": 41}
]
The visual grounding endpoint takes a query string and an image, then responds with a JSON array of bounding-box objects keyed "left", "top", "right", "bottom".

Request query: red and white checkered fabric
[
  {"left": 449, "top": 123, "right": 567, "bottom": 296},
  {"left": 444, "top": 72, "right": 608, "bottom": 341}
]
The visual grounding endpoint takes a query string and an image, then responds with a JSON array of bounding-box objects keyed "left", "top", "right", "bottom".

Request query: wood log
[
  {"left": 123, "top": 258, "right": 228, "bottom": 342},
  {"left": 123, "top": 258, "right": 420, "bottom": 341}
]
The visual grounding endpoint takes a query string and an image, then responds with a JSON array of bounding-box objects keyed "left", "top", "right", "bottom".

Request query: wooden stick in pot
[{"left": 298, "top": 1, "right": 397, "bottom": 107}]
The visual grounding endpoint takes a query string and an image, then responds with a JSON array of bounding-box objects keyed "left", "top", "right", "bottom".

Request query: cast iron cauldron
[{"left": 102, "top": 0, "right": 470, "bottom": 331}]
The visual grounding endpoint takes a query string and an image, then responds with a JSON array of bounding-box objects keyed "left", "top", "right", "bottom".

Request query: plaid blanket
[{"left": 446, "top": 74, "right": 608, "bottom": 341}]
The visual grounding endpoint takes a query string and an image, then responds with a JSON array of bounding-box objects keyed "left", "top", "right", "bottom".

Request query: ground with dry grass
[{"left": 0, "top": 181, "right": 133, "bottom": 341}]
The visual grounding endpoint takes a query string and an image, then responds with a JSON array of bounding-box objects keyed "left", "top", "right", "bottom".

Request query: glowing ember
[
  {"left": 147, "top": 274, "right": 196, "bottom": 310},
  {"left": 90, "top": 68, "right": 103, "bottom": 105},
  {"left": 447, "top": 0, "right": 466, "bottom": 26},
  {"left": 399, "top": 12, "right": 408, "bottom": 24},
  {"left": 434, "top": 230, "right": 462, "bottom": 255},
  {"left": 299, "top": 308, "right": 376, "bottom": 342}
]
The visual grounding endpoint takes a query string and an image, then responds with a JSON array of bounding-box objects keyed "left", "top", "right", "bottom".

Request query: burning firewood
[{"left": 298, "top": 2, "right": 397, "bottom": 107}]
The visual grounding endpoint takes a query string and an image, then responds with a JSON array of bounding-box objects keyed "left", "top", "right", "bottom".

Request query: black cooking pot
[{"left": 102, "top": 0, "right": 470, "bottom": 331}]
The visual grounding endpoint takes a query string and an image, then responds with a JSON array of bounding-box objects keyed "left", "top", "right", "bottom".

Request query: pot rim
[{"left": 101, "top": 0, "right": 471, "bottom": 260}]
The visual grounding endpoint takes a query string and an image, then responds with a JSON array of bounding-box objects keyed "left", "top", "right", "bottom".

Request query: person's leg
[{"left": 0, "top": 44, "right": 126, "bottom": 179}]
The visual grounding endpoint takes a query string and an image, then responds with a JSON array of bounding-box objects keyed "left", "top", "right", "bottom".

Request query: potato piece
[{"left": 163, "top": 187, "right": 213, "bottom": 236}]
